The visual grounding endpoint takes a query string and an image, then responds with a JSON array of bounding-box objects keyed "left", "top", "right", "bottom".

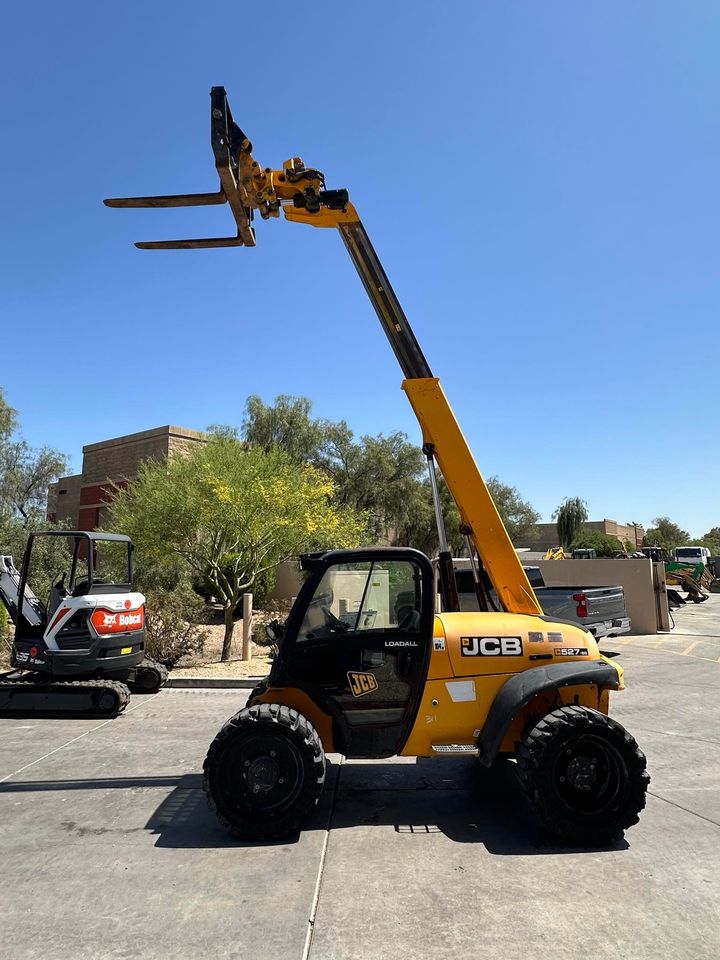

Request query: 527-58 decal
[{"left": 554, "top": 647, "right": 589, "bottom": 657}]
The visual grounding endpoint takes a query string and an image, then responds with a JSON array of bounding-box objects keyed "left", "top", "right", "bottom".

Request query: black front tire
[
  {"left": 516, "top": 705, "right": 649, "bottom": 845},
  {"left": 203, "top": 702, "right": 326, "bottom": 840}
]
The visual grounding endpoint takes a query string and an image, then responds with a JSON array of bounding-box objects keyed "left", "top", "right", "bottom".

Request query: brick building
[
  {"left": 520, "top": 519, "right": 644, "bottom": 552},
  {"left": 47, "top": 425, "right": 206, "bottom": 530}
]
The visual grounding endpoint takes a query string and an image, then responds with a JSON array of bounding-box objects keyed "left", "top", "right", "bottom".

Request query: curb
[{"left": 164, "top": 676, "right": 265, "bottom": 689}]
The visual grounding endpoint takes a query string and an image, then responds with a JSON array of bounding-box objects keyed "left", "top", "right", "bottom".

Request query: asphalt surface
[{"left": 1, "top": 597, "right": 719, "bottom": 960}]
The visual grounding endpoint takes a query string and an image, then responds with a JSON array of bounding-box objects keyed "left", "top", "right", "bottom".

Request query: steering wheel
[{"left": 321, "top": 606, "right": 350, "bottom": 634}]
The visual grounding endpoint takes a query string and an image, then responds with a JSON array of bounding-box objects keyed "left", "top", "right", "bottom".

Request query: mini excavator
[
  {"left": 106, "top": 87, "right": 649, "bottom": 844},
  {"left": 0, "top": 531, "right": 167, "bottom": 716}
]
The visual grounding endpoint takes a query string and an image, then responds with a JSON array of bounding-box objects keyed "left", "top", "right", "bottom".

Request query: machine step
[{"left": 431, "top": 743, "right": 478, "bottom": 755}]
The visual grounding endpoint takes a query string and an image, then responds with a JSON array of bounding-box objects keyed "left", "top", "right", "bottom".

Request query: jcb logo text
[
  {"left": 347, "top": 671, "right": 379, "bottom": 697},
  {"left": 460, "top": 636, "right": 523, "bottom": 657}
]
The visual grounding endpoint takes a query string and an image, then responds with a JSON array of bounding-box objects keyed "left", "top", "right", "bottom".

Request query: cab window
[{"left": 297, "top": 560, "right": 423, "bottom": 641}]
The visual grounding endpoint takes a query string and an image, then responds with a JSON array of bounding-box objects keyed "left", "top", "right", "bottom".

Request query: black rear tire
[
  {"left": 516, "top": 705, "right": 649, "bottom": 845},
  {"left": 203, "top": 702, "right": 326, "bottom": 840}
]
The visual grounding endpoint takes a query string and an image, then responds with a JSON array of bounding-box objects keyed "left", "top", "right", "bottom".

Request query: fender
[
  {"left": 252, "top": 679, "right": 353, "bottom": 754},
  {"left": 477, "top": 660, "right": 621, "bottom": 766}
]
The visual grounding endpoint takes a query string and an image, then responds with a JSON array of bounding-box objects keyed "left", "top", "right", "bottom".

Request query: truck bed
[
  {"left": 536, "top": 585, "right": 630, "bottom": 638},
  {"left": 453, "top": 567, "right": 631, "bottom": 639}
]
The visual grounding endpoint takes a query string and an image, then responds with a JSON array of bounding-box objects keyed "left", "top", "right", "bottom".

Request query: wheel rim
[
  {"left": 550, "top": 733, "right": 629, "bottom": 818},
  {"left": 219, "top": 731, "right": 305, "bottom": 815}
]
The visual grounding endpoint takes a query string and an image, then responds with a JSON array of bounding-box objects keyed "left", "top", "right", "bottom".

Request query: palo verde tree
[
  {"left": 553, "top": 496, "right": 589, "bottom": 551},
  {"left": 109, "top": 437, "right": 368, "bottom": 661}
]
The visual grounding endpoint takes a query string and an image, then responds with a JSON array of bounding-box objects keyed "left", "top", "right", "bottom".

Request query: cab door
[{"left": 285, "top": 553, "right": 433, "bottom": 758}]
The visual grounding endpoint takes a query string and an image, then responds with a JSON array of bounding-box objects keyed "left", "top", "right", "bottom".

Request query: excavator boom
[{"left": 104, "top": 86, "right": 542, "bottom": 616}]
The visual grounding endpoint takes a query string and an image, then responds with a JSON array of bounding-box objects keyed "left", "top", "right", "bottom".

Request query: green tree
[
  {"left": 0, "top": 442, "right": 68, "bottom": 521},
  {"left": 487, "top": 476, "right": 541, "bottom": 544},
  {"left": 698, "top": 527, "right": 720, "bottom": 556},
  {"left": 642, "top": 516, "right": 690, "bottom": 553},
  {"left": 109, "top": 437, "right": 367, "bottom": 661},
  {"left": 0, "top": 387, "right": 17, "bottom": 440},
  {"left": 243, "top": 395, "right": 324, "bottom": 462},
  {"left": 243, "top": 394, "right": 428, "bottom": 544},
  {"left": 0, "top": 387, "right": 71, "bottom": 603},
  {"left": 553, "top": 497, "right": 589, "bottom": 550},
  {"left": 0, "top": 512, "right": 73, "bottom": 601},
  {"left": 571, "top": 528, "right": 624, "bottom": 557},
  {"left": 242, "top": 395, "right": 540, "bottom": 552},
  {"left": 0, "top": 386, "right": 68, "bottom": 521}
]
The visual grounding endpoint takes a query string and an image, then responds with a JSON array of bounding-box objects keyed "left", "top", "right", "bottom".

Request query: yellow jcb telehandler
[{"left": 106, "top": 87, "right": 649, "bottom": 845}]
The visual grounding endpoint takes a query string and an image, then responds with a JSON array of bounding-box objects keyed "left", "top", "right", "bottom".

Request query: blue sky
[{"left": 1, "top": 2, "right": 718, "bottom": 536}]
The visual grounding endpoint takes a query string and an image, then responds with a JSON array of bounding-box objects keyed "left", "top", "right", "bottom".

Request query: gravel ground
[{"left": 172, "top": 619, "right": 273, "bottom": 678}]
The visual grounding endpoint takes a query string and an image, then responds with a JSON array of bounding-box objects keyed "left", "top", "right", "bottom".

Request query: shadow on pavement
[
  {"left": 0, "top": 758, "right": 628, "bottom": 855},
  {"left": 333, "top": 758, "right": 628, "bottom": 856}
]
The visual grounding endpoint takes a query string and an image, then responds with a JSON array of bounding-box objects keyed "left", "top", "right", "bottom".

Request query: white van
[{"left": 674, "top": 546, "right": 711, "bottom": 566}]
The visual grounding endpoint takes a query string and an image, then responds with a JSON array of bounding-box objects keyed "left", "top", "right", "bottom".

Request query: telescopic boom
[{"left": 105, "top": 86, "right": 542, "bottom": 616}]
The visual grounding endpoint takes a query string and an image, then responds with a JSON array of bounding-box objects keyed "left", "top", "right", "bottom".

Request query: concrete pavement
[{"left": 1, "top": 599, "right": 719, "bottom": 959}]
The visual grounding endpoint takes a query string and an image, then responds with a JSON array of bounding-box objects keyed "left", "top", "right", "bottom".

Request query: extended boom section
[
  {"left": 403, "top": 379, "right": 541, "bottom": 614},
  {"left": 104, "top": 85, "right": 541, "bottom": 615}
]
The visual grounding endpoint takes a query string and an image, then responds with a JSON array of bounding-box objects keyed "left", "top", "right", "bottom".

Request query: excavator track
[
  {"left": 0, "top": 674, "right": 130, "bottom": 718},
  {"left": 128, "top": 658, "right": 169, "bottom": 694}
]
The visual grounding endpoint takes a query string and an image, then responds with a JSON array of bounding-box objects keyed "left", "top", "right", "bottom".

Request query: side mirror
[{"left": 265, "top": 619, "right": 285, "bottom": 644}]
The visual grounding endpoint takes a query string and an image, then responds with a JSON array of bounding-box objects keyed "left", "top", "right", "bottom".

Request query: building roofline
[{"left": 82, "top": 425, "right": 207, "bottom": 454}]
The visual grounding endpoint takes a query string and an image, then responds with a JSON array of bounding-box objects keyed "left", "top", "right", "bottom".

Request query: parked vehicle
[
  {"left": 641, "top": 546, "right": 671, "bottom": 562},
  {"left": 454, "top": 564, "right": 631, "bottom": 640},
  {"left": 673, "top": 546, "right": 711, "bottom": 566}
]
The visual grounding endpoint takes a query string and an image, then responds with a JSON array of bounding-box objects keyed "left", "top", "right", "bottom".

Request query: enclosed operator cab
[{"left": 252, "top": 548, "right": 620, "bottom": 761}]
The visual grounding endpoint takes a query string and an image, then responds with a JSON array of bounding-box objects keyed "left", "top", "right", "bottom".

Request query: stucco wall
[
  {"left": 270, "top": 560, "right": 304, "bottom": 601},
  {"left": 536, "top": 559, "right": 668, "bottom": 635},
  {"left": 47, "top": 473, "right": 82, "bottom": 525}
]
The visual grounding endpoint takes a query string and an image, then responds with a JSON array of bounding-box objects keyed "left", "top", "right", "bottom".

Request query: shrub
[
  {"left": 143, "top": 589, "right": 209, "bottom": 668},
  {"left": 0, "top": 603, "right": 7, "bottom": 641},
  {"left": 571, "top": 529, "right": 625, "bottom": 558}
]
